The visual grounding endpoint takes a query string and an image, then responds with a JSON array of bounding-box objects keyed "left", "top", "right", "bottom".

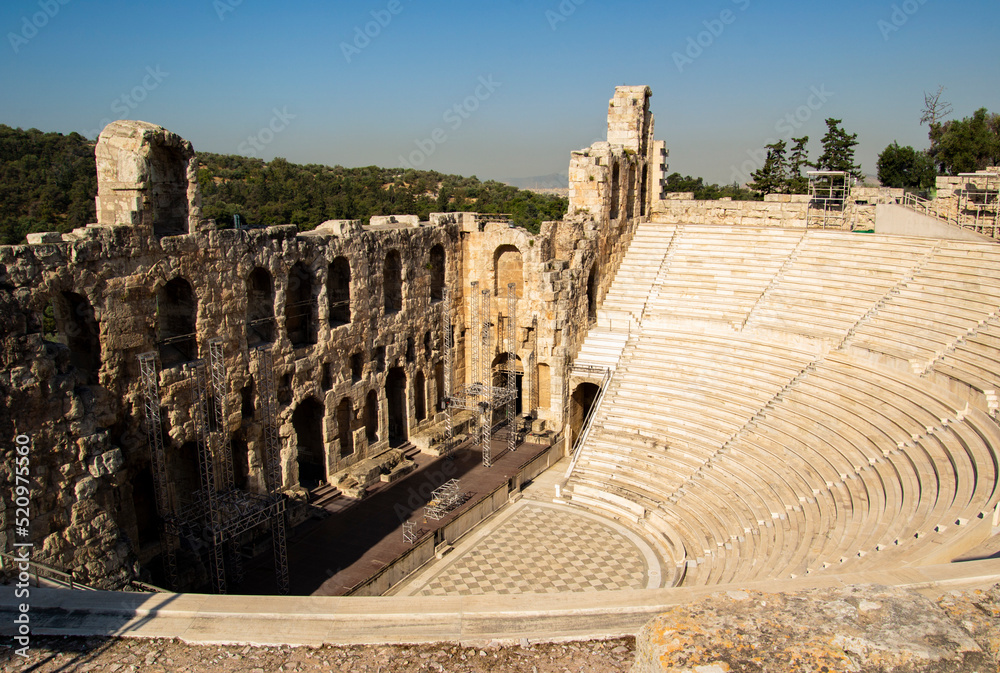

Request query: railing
[
  {"left": 0, "top": 551, "right": 92, "bottom": 591},
  {"left": 564, "top": 366, "right": 613, "bottom": 479},
  {"left": 900, "top": 192, "right": 963, "bottom": 228},
  {"left": 0, "top": 551, "right": 165, "bottom": 592}
]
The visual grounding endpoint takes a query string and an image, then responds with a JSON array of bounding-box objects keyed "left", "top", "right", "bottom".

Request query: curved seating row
[{"left": 566, "top": 225, "right": 1000, "bottom": 587}]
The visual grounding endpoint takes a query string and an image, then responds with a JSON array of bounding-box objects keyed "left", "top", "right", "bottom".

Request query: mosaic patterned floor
[{"left": 413, "top": 502, "right": 651, "bottom": 595}]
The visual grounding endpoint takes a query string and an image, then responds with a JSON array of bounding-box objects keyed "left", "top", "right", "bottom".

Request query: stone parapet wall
[{"left": 652, "top": 197, "right": 809, "bottom": 228}]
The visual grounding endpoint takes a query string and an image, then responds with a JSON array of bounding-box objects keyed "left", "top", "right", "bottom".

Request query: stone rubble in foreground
[{"left": 0, "top": 636, "right": 636, "bottom": 672}]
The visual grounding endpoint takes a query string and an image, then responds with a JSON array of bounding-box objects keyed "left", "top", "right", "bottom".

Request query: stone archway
[
  {"left": 570, "top": 382, "right": 600, "bottom": 448},
  {"left": 386, "top": 367, "right": 408, "bottom": 446},
  {"left": 292, "top": 398, "right": 325, "bottom": 489},
  {"left": 157, "top": 277, "right": 196, "bottom": 367}
]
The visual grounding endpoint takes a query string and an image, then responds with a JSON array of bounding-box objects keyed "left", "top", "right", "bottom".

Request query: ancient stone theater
[{"left": 2, "top": 87, "right": 1000, "bottom": 651}]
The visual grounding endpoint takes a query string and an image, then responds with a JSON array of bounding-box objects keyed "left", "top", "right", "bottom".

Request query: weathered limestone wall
[
  {"left": 0, "top": 85, "right": 659, "bottom": 589},
  {"left": 0, "top": 212, "right": 461, "bottom": 586},
  {"left": 932, "top": 167, "right": 1000, "bottom": 224},
  {"left": 652, "top": 193, "right": 811, "bottom": 228}
]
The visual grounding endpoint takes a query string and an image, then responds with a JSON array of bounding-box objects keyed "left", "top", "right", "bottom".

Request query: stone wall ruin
[{"left": 0, "top": 86, "right": 655, "bottom": 589}]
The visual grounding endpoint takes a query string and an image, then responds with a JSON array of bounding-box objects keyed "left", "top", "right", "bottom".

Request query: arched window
[
  {"left": 44, "top": 291, "right": 101, "bottom": 382},
  {"left": 609, "top": 162, "right": 621, "bottom": 220},
  {"left": 286, "top": 263, "right": 316, "bottom": 347},
  {"left": 587, "top": 267, "right": 598, "bottom": 320},
  {"left": 157, "top": 277, "right": 196, "bottom": 367},
  {"left": 149, "top": 144, "right": 189, "bottom": 238},
  {"left": 384, "top": 250, "right": 402, "bottom": 314},
  {"left": 640, "top": 164, "right": 648, "bottom": 217},
  {"left": 493, "top": 245, "right": 523, "bottom": 298},
  {"left": 246, "top": 267, "right": 274, "bottom": 346},
  {"left": 429, "top": 245, "right": 446, "bottom": 302},
  {"left": 337, "top": 397, "right": 354, "bottom": 457},
  {"left": 328, "top": 257, "right": 351, "bottom": 326},
  {"left": 626, "top": 164, "right": 637, "bottom": 220},
  {"left": 414, "top": 371, "right": 426, "bottom": 422},
  {"left": 364, "top": 390, "right": 379, "bottom": 442}
]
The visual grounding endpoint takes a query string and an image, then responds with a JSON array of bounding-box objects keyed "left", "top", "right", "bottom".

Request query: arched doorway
[
  {"left": 492, "top": 353, "right": 524, "bottom": 416},
  {"left": 292, "top": 398, "right": 325, "bottom": 489},
  {"left": 170, "top": 441, "right": 203, "bottom": 505},
  {"left": 386, "top": 367, "right": 407, "bottom": 446},
  {"left": 570, "top": 382, "right": 600, "bottom": 448}
]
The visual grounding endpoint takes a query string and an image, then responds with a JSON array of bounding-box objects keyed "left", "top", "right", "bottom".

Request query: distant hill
[
  {"left": 0, "top": 125, "right": 568, "bottom": 244},
  {"left": 502, "top": 173, "right": 569, "bottom": 190},
  {"left": 0, "top": 125, "right": 98, "bottom": 245}
]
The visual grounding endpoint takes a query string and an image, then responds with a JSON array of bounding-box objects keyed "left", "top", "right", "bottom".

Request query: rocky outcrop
[{"left": 632, "top": 584, "right": 1000, "bottom": 672}]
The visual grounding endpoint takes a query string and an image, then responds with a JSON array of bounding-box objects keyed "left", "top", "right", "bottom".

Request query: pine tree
[
  {"left": 748, "top": 140, "right": 788, "bottom": 196},
  {"left": 787, "top": 136, "right": 812, "bottom": 194},
  {"left": 816, "top": 118, "right": 862, "bottom": 180}
]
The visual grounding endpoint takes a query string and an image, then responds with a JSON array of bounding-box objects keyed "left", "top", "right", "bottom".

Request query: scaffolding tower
[
  {"left": 137, "top": 338, "right": 290, "bottom": 595},
  {"left": 444, "top": 283, "right": 518, "bottom": 467},
  {"left": 957, "top": 172, "right": 1000, "bottom": 238},
  {"left": 807, "top": 170, "right": 852, "bottom": 229}
]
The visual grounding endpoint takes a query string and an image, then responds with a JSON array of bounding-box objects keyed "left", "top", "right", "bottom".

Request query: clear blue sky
[{"left": 2, "top": 0, "right": 998, "bottom": 184}]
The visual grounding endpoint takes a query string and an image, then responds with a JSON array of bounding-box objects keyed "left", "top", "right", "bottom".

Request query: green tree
[
  {"left": 933, "top": 108, "right": 1000, "bottom": 175},
  {"left": 816, "top": 118, "right": 862, "bottom": 180},
  {"left": 787, "top": 136, "right": 812, "bottom": 194},
  {"left": 748, "top": 140, "right": 788, "bottom": 196},
  {"left": 876, "top": 142, "right": 937, "bottom": 190}
]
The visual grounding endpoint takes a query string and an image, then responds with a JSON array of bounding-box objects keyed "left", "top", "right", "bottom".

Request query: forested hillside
[{"left": 0, "top": 125, "right": 567, "bottom": 244}]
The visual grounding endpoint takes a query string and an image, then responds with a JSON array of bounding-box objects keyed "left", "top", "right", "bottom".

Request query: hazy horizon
[{"left": 2, "top": 0, "right": 997, "bottom": 185}]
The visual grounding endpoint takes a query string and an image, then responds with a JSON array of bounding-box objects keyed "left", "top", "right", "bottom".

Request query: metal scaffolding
[
  {"left": 807, "top": 170, "right": 852, "bottom": 229},
  {"left": 503, "top": 284, "right": 517, "bottom": 458},
  {"left": 529, "top": 315, "right": 538, "bottom": 417},
  {"left": 443, "top": 286, "right": 453, "bottom": 442},
  {"left": 445, "top": 283, "right": 517, "bottom": 467},
  {"left": 137, "top": 339, "right": 290, "bottom": 595},
  {"left": 958, "top": 172, "right": 1000, "bottom": 237},
  {"left": 137, "top": 352, "right": 178, "bottom": 588},
  {"left": 423, "top": 479, "right": 463, "bottom": 521}
]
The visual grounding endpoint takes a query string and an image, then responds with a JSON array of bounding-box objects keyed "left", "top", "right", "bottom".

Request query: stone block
[
  {"left": 26, "top": 232, "right": 64, "bottom": 244},
  {"left": 75, "top": 477, "right": 99, "bottom": 500}
]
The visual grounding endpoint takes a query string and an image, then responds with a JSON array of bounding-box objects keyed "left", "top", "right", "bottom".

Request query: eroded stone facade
[{"left": 0, "top": 86, "right": 655, "bottom": 588}]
